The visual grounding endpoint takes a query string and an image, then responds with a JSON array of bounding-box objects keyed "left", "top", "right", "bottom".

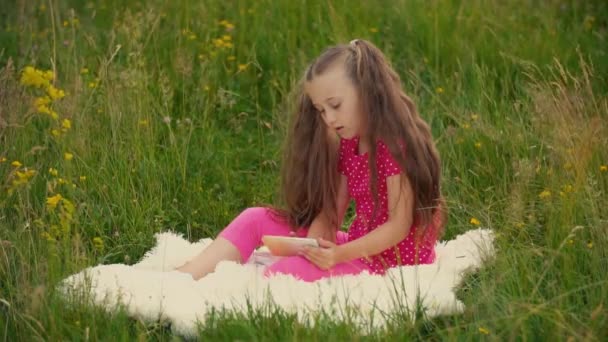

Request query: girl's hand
[{"left": 301, "top": 238, "right": 339, "bottom": 270}]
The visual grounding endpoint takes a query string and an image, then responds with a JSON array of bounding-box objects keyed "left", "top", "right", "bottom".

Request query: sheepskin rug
[{"left": 59, "top": 228, "right": 494, "bottom": 337}]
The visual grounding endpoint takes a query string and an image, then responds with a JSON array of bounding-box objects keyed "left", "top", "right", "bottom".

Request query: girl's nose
[{"left": 325, "top": 110, "right": 337, "bottom": 124}]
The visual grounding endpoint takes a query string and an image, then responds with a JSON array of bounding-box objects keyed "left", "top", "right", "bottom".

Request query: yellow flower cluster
[
  {"left": 46, "top": 193, "right": 63, "bottom": 210},
  {"left": 20, "top": 66, "right": 71, "bottom": 137},
  {"left": 559, "top": 184, "right": 574, "bottom": 197},
  {"left": 20, "top": 66, "right": 54, "bottom": 88},
  {"left": 218, "top": 19, "right": 235, "bottom": 31},
  {"left": 42, "top": 193, "right": 76, "bottom": 242},
  {"left": 538, "top": 189, "right": 551, "bottom": 199},
  {"left": 212, "top": 34, "right": 234, "bottom": 49},
  {"left": 6, "top": 160, "right": 37, "bottom": 195},
  {"left": 93, "top": 237, "right": 104, "bottom": 250}
]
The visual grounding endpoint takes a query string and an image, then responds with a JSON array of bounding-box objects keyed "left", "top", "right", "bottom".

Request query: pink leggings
[{"left": 218, "top": 207, "right": 373, "bottom": 282}]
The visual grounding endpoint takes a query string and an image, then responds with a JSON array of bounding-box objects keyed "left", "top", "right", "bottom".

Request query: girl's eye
[{"left": 332, "top": 104, "right": 341, "bottom": 109}]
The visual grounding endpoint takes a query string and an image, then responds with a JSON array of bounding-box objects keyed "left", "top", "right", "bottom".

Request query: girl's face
[{"left": 305, "top": 63, "right": 365, "bottom": 140}]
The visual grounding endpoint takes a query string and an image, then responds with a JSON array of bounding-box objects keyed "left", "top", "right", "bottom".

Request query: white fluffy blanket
[{"left": 59, "top": 228, "right": 494, "bottom": 337}]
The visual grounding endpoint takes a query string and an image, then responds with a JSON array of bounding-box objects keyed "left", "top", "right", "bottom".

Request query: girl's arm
[
  {"left": 335, "top": 174, "right": 414, "bottom": 263},
  {"left": 307, "top": 175, "right": 349, "bottom": 241}
]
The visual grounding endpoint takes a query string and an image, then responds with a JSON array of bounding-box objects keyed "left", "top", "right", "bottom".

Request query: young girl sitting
[{"left": 176, "top": 39, "right": 446, "bottom": 282}]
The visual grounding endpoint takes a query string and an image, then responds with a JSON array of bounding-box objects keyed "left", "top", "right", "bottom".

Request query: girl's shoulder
[{"left": 375, "top": 138, "right": 405, "bottom": 177}]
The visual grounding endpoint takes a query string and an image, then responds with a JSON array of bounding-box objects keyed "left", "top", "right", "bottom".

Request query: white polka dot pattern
[{"left": 338, "top": 136, "right": 436, "bottom": 275}]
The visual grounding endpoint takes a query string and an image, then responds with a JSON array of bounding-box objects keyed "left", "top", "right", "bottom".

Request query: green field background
[{"left": 1, "top": 0, "right": 607, "bottom": 340}]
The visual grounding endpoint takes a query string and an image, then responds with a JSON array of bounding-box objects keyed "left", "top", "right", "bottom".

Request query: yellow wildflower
[
  {"left": 47, "top": 85, "right": 66, "bottom": 100},
  {"left": 478, "top": 327, "right": 490, "bottom": 335},
  {"left": 93, "top": 237, "right": 104, "bottom": 250},
  {"left": 515, "top": 222, "right": 524, "bottom": 228},
  {"left": 49, "top": 168, "right": 58, "bottom": 177},
  {"left": 568, "top": 239, "right": 574, "bottom": 245},
  {"left": 20, "top": 66, "right": 50, "bottom": 88},
  {"left": 12, "top": 169, "right": 36, "bottom": 186},
  {"left": 187, "top": 33, "right": 197, "bottom": 40},
  {"left": 46, "top": 194, "right": 63, "bottom": 209},
  {"left": 138, "top": 119, "right": 149, "bottom": 126},
  {"left": 34, "top": 96, "right": 51, "bottom": 107},
  {"left": 219, "top": 20, "right": 235, "bottom": 30},
  {"left": 63, "top": 20, "right": 69, "bottom": 27},
  {"left": 61, "top": 119, "right": 71, "bottom": 130},
  {"left": 470, "top": 217, "right": 481, "bottom": 226},
  {"left": 88, "top": 81, "right": 97, "bottom": 88},
  {"left": 0, "top": 157, "right": 6, "bottom": 163},
  {"left": 36, "top": 104, "right": 50, "bottom": 114},
  {"left": 36, "top": 105, "right": 58, "bottom": 120},
  {"left": 43, "top": 70, "right": 54, "bottom": 81},
  {"left": 461, "top": 123, "right": 470, "bottom": 129},
  {"left": 471, "top": 113, "right": 479, "bottom": 121},
  {"left": 600, "top": 165, "right": 607, "bottom": 172},
  {"left": 369, "top": 27, "right": 379, "bottom": 33},
  {"left": 227, "top": 55, "right": 236, "bottom": 61},
  {"left": 58, "top": 178, "right": 67, "bottom": 185},
  {"left": 587, "top": 241, "right": 593, "bottom": 249},
  {"left": 222, "top": 35, "right": 232, "bottom": 41},
  {"left": 436, "top": 87, "right": 444, "bottom": 94},
  {"left": 238, "top": 64, "right": 248, "bottom": 72},
  {"left": 64, "top": 152, "right": 73, "bottom": 161},
  {"left": 538, "top": 190, "right": 551, "bottom": 199},
  {"left": 11, "top": 161, "right": 22, "bottom": 167},
  {"left": 203, "top": 85, "right": 210, "bottom": 91},
  {"left": 16, "top": 169, "right": 36, "bottom": 180},
  {"left": 80, "top": 67, "right": 89, "bottom": 74},
  {"left": 561, "top": 184, "right": 573, "bottom": 195},
  {"left": 79, "top": 176, "right": 86, "bottom": 182},
  {"left": 51, "top": 129, "right": 61, "bottom": 137},
  {"left": 474, "top": 142, "right": 482, "bottom": 149}
]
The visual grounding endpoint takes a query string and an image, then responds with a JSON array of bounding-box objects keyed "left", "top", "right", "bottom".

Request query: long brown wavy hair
[{"left": 272, "top": 39, "right": 446, "bottom": 240}]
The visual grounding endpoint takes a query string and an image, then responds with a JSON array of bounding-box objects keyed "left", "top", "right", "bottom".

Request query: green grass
[{"left": 1, "top": 0, "right": 607, "bottom": 340}]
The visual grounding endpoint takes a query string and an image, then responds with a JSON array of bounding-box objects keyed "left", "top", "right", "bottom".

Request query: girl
[{"left": 176, "top": 39, "right": 446, "bottom": 282}]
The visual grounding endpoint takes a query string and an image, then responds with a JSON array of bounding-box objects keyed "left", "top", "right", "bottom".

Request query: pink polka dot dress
[{"left": 338, "top": 136, "right": 437, "bottom": 275}]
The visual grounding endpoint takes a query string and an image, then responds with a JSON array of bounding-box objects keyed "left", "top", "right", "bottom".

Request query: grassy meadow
[{"left": 1, "top": 0, "right": 607, "bottom": 340}]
